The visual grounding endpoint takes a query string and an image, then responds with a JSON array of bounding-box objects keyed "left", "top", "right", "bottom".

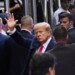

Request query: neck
[
  {"left": 21, "top": 26, "right": 32, "bottom": 31},
  {"left": 56, "top": 40, "right": 67, "bottom": 45}
]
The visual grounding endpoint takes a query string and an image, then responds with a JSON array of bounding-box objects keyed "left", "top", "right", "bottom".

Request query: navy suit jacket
[
  {"left": 0, "top": 33, "right": 30, "bottom": 75},
  {"left": 0, "top": 33, "right": 11, "bottom": 75},
  {"left": 0, "top": 34, "right": 30, "bottom": 75},
  {"left": 10, "top": 31, "right": 32, "bottom": 75},
  {"left": 20, "top": 30, "right": 34, "bottom": 39},
  {"left": 48, "top": 43, "right": 75, "bottom": 75},
  {"left": 68, "top": 28, "right": 75, "bottom": 44},
  {"left": 45, "top": 38, "right": 55, "bottom": 51},
  {"left": 30, "top": 37, "right": 55, "bottom": 55}
]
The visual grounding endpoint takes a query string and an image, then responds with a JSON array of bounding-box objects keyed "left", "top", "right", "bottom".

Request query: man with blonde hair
[{"left": 32, "top": 22, "right": 55, "bottom": 53}]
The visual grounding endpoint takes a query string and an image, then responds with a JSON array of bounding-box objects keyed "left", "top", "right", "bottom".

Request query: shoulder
[
  {"left": 50, "top": 43, "right": 75, "bottom": 53},
  {"left": 68, "top": 28, "right": 75, "bottom": 33},
  {"left": 53, "top": 8, "right": 65, "bottom": 16},
  {"left": 0, "top": 34, "right": 10, "bottom": 41}
]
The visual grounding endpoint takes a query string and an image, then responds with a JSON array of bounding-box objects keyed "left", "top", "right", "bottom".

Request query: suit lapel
[{"left": 46, "top": 38, "right": 55, "bottom": 52}]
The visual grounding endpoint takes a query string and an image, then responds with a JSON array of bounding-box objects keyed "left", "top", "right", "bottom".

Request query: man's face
[
  {"left": 61, "top": 1, "right": 71, "bottom": 10},
  {"left": 34, "top": 26, "right": 51, "bottom": 44},
  {"left": 60, "top": 17, "right": 71, "bottom": 30}
]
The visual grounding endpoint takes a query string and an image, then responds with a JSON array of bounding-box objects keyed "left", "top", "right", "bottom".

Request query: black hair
[
  {"left": 29, "top": 52, "right": 56, "bottom": 75},
  {"left": 53, "top": 26, "right": 68, "bottom": 40},
  {"left": 59, "top": 12, "right": 74, "bottom": 22}
]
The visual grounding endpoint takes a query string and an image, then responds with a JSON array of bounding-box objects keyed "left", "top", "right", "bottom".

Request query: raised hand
[{"left": 5, "top": 13, "right": 18, "bottom": 31}]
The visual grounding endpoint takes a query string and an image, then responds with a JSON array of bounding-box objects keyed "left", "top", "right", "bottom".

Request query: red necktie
[{"left": 38, "top": 45, "right": 43, "bottom": 53}]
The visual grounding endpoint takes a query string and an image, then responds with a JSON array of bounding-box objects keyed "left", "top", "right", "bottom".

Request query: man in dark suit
[
  {"left": 48, "top": 26, "right": 75, "bottom": 75},
  {"left": 20, "top": 15, "right": 34, "bottom": 39},
  {"left": 59, "top": 12, "right": 75, "bottom": 43},
  {"left": 0, "top": 13, "right": 32, "bottom": 75},
  {"left": 0, "top": 32, "right": 31, "bottom": 75},
  {"left": 0, "top": 33, "right": 12, "bottom": 75},
  {"left": 32, "top": 22, "right": 55, "bottom": 53}
]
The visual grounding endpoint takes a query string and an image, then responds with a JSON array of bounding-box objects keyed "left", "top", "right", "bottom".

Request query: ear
[
  {"left": 46, "top": 67, "right": 55, "bottom": 75},
  {"left": 48, "top": 29, "right": 52, "bottom": 36}
]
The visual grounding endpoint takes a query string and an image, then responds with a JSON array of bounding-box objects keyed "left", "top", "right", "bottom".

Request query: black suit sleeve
[{"left": 10, "top": 31, "right": 32, "bottom": 49}]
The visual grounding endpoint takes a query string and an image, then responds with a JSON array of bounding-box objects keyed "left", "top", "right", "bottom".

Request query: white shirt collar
[{"left": 42, "top": 36, "right": 52, "bottom": 53}]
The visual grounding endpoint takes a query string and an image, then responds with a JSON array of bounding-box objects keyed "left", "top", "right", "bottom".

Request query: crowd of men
[{"left": 0, "top": 0, "right": 75, "bottom": 75}]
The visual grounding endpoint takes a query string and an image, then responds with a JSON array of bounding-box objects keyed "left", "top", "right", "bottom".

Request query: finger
[
  {"left": 6, "top": 13, "right": 11, "bottom": 20},
  {"left": 12, "top": 13, "right": 15, "bottom": 19},
  {"left": 16, "top": 20, "right": 18, "bottom": 23},
  {"left": 8, "top": 13, "right": 11, "bottom": 19}
]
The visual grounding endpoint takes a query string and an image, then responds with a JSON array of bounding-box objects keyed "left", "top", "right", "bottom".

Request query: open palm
[{"left": 5, "top": 13, "right": 18, "bottom": 30}]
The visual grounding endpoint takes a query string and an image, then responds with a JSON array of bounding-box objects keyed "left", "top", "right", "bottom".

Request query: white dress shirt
[{"left": 36, "top": 37, "right": 52, "bottom": 53}]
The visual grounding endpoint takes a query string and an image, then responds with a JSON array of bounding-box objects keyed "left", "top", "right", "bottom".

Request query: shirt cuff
[{"left": 7, "top": 28, "right": 16, "bottom": 35}]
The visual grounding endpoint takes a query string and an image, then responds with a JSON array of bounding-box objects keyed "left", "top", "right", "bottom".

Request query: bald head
[{"left": 21, "top": 15, "right": 33, "bottom": 27}]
